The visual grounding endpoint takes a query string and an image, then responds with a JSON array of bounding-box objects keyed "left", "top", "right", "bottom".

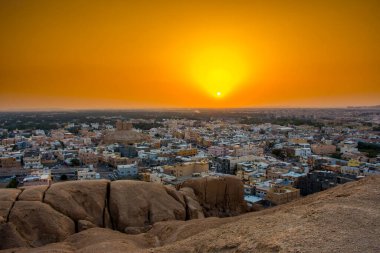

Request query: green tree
[
  {"left": 6, "top": 178, "right": 18, "bottom": 188},
  {"left": 71, "top": 158, "right": 80, "bottom": 166},
  {"left": 60, "top": 174, "right": 68, "bottom": 181},
  {"left": 272, "top": 149, "right": 285, "bottom": 159},
  {"left": 330, "top": 153, "right": 342, "bottom": 159}
]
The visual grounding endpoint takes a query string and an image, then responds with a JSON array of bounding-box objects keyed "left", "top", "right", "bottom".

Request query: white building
[
  {"left": 24, "top": 155, "right": 43, "bottom": 169},
  {"left": 116, "top": 163, "right": 138, "bottom": 178},
  {"left": 294, "top": 148, "right": 312, "bottom": 157},
  {"left": 77, "top": 168, "right": 100, "bottom": 180}
]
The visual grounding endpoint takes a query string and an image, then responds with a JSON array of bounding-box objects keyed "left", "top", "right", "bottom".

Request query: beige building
[
  {"left": 266, "top": 167, "right": 289, "bottom": 180},
  {"left": 266, "top": 186, "right": 300, "bottom": 205},
  {"left": 78, "top": 149, "right": 99, "bottom": 166},
  {"left": 233, "top": 145, "right": 264, "bottom": 157},
  {"left": 311, "top": 144, "right": 336, "bottom": 155},
  {"left": 1, "top": 138, "right": 16, "bottom": 145},
  {"left": 184, "top": 129, "right": 200, "bottom": 142},
  {"left": 116, "top": 120, "right": 133, "bottom": 131},
  {"left": 108, "top": 156, "right": 136, "bottom": 167},
  {"left": 23, "top": 169, "right": 52, "bottom": 187},
  {"left": 288, "top": 138, "right": 308, "bottom": 144},
  {"left": 50, "top": 130, "right": 66, "bottom": 140},
  {"left": 77, "top": 168, "right": 100, "bottom": 180},
  {"left": 0, "top": 157, "right": 21, "bottom": 169},
  {"left": 163, "top": 161, "right": 208, "bottom": 178},
  {"left": 176, "top": 148, "right": 198, "bottom": 156}
]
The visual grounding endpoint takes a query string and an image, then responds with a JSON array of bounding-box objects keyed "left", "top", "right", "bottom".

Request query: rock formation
[
  {"left": 180, "top": 175, "right": 246, "bottom": 217},
  {"left": 18, "top": 186, "right": 48, "bottom": 202},
  {"left": 0, "top": 189, "right": 21, "bottom": 224},
  {"left": 44, "top": 180, "right": 109, "bottom": 227},
  {"left": 0, "top": 176, "right": 379, "bottom": 253},
  {"left": 8, "top": 201, "right": 75, "bottom": 247},
  {"left": 109, "top": 180, "right": 186, "bottom": 231},
  {"left": 0, "top": 175, "right": 242, "bottom": 250}
]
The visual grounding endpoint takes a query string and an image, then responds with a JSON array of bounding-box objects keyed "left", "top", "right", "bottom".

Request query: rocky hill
[{"left": 1, "top": 176, "right": 379, "bottom": 253}]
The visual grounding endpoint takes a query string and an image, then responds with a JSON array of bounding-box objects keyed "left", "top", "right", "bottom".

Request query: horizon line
[{"left": 0, "top": 105, "right": 379, "bottom": 112}]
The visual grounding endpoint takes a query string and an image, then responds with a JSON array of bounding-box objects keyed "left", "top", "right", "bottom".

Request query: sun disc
[{"left": 188, "top": 44, "right": 248, "bottom": 98}]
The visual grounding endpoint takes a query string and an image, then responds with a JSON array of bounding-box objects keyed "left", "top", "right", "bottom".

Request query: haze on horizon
[{"left": 0, "top": 0, "right": 379, "bottom": 110}]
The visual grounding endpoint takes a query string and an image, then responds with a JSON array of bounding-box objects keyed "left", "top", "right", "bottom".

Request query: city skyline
[{"left": 1, "top": 0, "right": 379, "bottom": 110}]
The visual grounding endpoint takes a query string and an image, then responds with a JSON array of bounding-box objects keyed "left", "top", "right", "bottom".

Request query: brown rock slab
[
  {"left": 78, "top": 220, "right": 97, "bottom": 232},
  {"left": 44, "top": 180, "right": 108, "bottom": 227},
  {"left": 0, "top": 200, "right": 13, "bottom": 222},
  {"left": 103, "top": 202, "right": 113, "bottom": 229},
  {"left": 0, "top": 222, "right": 29, "bottom": 250},
  {"left": 165, "top": 186, "right": 186, "bottom": 207},
  {"left": 18, "top": 185, "right": 48, "bottom": 201},
  {"left": 109, "top": 180, "right": 186, "bottom": 231},
  {"left": 0, "top": 189, "right": 21, "bottom": 223},
  {"left": 124, "top": 225, "right": 152, "bottom": 235},
  {"left": 8, "top": 201, "right": 75, "bottom": 247},
  {"left": 179, "top": 187, "right": 204, "bottom": 219},
  {"left": 179, "top": 187, "right": 197, "bottom": 200},
  {"left": 0, "top": 188, "right": 21, "bottom": 201},
  {"left": 184, "top": 195, "right": 205, "bottom": 219},
  {"left": 181, "top": 176, "right": 245, "bottom": 217},
  {"left": 146, "top": 217, "right": 236, "bottom": 246},
  {"left": 0, "top": 177, "right": 379, "bottom": 253}
]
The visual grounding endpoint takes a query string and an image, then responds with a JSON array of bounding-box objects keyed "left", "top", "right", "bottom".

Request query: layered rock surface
[
  {"left": 18, "top": 186, "right": 48, "bottom": 202},
  {"left": 8, "top": 201, "right": 75, "bottom": 247},
  {"left": 0, "top": 175, "right": 242, "bottom": 250},
  {"left": 109, "top": 180, "right": 187, "bottom": 231},
  {"left": 180, "top": 175, "right": 246, "bottom": 217},
  {"left": 0, "top": 189, "right": 21, "bottom": 225},
  {"left": 44, "top": 180, "right": 109, "bottom": 227},
  {"left": 1, "top": 176, "right": 379, "bottom": 253}
]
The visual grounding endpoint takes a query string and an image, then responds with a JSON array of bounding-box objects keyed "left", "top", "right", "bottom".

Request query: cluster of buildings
[{"left": 1, "top": 114, "right": 379, "bottom": 207}]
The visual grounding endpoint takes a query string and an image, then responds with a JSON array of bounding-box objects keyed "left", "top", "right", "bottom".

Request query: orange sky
[{"left": 0, "top": 0, "right": 379, "bottom": 110}]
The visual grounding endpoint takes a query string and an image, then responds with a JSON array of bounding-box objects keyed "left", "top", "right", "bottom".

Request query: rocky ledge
[
  {"left": 1, "top": 176, "right": 379, "bottom": 253},
  {"left": 0, "top": 175, "right": 245, "bottom": 250}
]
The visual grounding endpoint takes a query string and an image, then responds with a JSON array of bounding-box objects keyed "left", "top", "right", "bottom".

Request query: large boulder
[
  {"left": 44, "top": 180, "right": 109, "bottom": 227},
  {"left": 109, "top": 181, "right": 186, "bottom": 232},
  {"left": 18, "top": 185, "right": 48, "bottom": 201},
  {"left": 8, "top": 201, "right": 75, "bottom": 247},
  {"left": 78, "top": 220, "right": 97, "bottom": 232},
  {"left": 0, "top": 177, "right": 379, "bottom": 253},
  {"left": 0, "top": 189, "right": 21, "bottom": 201},
  {"left": 180, "top": 176, "right": 245, "bottom": 217},
  {"left": 179, "top": 187, "right": 205, "bottom": 219},
  {"left": 0, "top": 201, "right": 13, "bottom": 223},
  {"left": 166, "top": 186, "right": 205, "bottom": 220},
  {"left": 0, "top": 189, "right": 21, "bottom": 223},
  {"left": 0, "top": 222, "right": 29, "bottom": 250},
  {"left": 165, "top": 186, "right": 186, "bottom": 207}
]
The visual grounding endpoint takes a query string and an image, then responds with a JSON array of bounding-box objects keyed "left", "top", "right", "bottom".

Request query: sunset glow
[
  {"left": 187, "top": 44, "right": 249, "bottom": 99},
  {"left": 0, "top": 1, "right": 379, "bottom": 110}
]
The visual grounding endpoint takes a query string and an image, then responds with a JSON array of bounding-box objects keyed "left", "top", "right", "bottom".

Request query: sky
[{"left": 0, "top": 0, "right": 379, "bottom": 110}]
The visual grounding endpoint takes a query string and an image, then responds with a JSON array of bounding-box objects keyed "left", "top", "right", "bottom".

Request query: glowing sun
[{"left": 188, "top": 44, "right": 249, "bottom": 98}]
